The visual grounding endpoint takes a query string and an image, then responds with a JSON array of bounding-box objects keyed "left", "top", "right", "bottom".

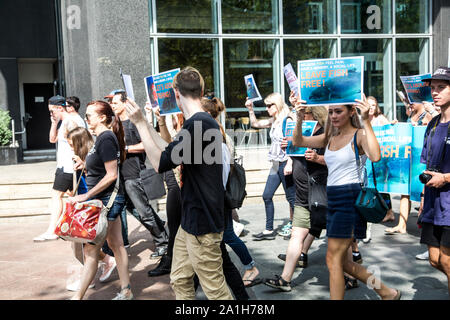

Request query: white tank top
[{"left": 324, "top": 137, "right": 367, "bottom": 187}]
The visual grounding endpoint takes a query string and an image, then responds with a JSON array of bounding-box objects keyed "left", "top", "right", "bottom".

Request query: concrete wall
[
  {"left": 432, "top": 0, "right": 450, "bottom": 69},
  {"left": 61, "top": 0, "right": 152, "bottom": 115}
]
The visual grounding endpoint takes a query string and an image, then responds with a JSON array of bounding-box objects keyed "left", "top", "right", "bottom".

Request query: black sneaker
[
  {"left": 148, "top": 254, "right": 171, "bottom": 277},
  {"left": 252, "top": 231, "right": 276, "bottom": 241},
  {"left": 352, "top": 251, "right": 363, "bottom": 264},
  {"left": 277, "top": 253, "right": 308, "bottom": 268}
]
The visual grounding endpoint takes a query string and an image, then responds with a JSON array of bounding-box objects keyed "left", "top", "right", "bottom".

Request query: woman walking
[
  {"left": 291, "top": 95, "right": 401, "bottom": 300},
  {"left": 244, "top": 93, "right": 296, "bottom": 240},
  {"left": 67, "top": 101, "right": 132, "bottom": 300}
]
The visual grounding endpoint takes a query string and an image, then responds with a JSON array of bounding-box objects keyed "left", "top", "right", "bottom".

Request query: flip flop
[
  {"left": 243, "top": 278, "right": 262, "bottom": 288},
  {"left": 393, "top": 289, "right": 402, "bottom": 300}
]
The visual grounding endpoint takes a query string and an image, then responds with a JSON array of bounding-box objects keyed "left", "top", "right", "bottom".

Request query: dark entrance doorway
[{"left": 23, "top": 83, "right": 55, "bottom": 150}]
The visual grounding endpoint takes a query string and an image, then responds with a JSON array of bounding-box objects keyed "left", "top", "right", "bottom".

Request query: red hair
[{"left": 87, "top": 100, "right": 126, "bottom": 164}]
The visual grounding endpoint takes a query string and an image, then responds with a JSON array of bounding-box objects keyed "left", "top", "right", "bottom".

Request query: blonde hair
[
  {"left": 264, "top": 92, "right": 290, "bottom": 122},
  {"left": 305, "top": 106, "right": 328, "bottom": 128},
  {"left": 324, "top": 105, "right": 362, "bottom": 142}
]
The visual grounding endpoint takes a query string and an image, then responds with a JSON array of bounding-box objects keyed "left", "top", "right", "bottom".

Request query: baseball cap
[
  {"left": 48, "top": 95, "right": 66, "bottom": 106},
  {"left": 104, "top": 89, "right": 125, "bottom": 99},
  {"left": 421, "top": 67, "right": 450, "bottom": 83}
]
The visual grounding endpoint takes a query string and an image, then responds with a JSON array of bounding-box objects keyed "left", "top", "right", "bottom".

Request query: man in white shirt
[{"left": 34, "top": 95, "right": 86, "bottom": 242}]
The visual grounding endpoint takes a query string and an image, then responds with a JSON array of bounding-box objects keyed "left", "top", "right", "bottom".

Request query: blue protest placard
[
  {"left": 400, "top": 74, "right": 433, "bottom": 104},
  {"left": 153, "top": 68, "right": 181, "bottom": 115},
  {"left": 144, "top": 75, "right": 159, "bottom": 109},
  {"left": 410, "top": 126, "right": 427, "bottom": 202},
  {"left": 298, "top": 57, "right": 364, "bottom": 106},
  {"left": 284, "top": 119, "right": 317, "bottom": 157}
]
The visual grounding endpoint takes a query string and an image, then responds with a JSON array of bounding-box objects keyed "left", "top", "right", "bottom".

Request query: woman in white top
[
  {"left": 291, "top": 95, "right": 401, "bottom": 300},
  {"left": 245, "top": 93, "right": 296, "bottom": 240}
]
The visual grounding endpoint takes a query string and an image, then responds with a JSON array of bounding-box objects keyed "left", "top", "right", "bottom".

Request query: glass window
[
  {"left": 223, "top": 39, "right": 278, "bottom": 149},
  {"left": 283, "top": 0, "right": 336, "bottom": 34},
  {"left": 222, "top": 0, "right": 278, "bottom": 34},
  {"left": 396, "top": 0, "right": 429, "bottom": 34},
  {"left": 157, "top": 38, "right": 217, "bottom": 95},
  {"left": 341, "top": 0, "right": 391, "bottom": 34},
  {"left": 396, "top": 38, "right": 429, "bottom": 121},
  {"left": 284, "top": 39, "right": 336, "bottom": 98},
  {"left": 155, "top": 0, "right": 216, "bottom": 33}
]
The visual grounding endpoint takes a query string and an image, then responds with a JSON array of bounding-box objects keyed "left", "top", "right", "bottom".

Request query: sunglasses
[
  {"left": 266, "top": 103, "right": 276, "bottom": 108},
  {"left": 85, "top": 113, "right": 93, "bottom": 121}
]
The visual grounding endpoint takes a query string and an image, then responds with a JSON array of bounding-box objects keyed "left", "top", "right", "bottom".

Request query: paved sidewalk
[{"left": 0, "top": 196, "right": 448, "bottom": 300}]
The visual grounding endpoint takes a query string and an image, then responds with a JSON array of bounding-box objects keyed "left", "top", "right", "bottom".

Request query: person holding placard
[
  {"left": 291, "top": 96, "right": 401, "bottom": 300},
  {"left": 244, "top": 93, "right": 295, "bottom": 241}
]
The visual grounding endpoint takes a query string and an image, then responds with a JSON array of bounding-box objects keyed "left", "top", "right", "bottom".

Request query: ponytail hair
[
  {"left": 87, "top": 100, "right": 126, "bottom": 164},
  {"left": 201, "top": 97, "right": 226, "bottom": 142}
]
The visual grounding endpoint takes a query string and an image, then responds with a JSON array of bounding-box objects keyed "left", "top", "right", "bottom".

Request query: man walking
[
  {"left": 126, "top": 67, "right": 233, "bottom": 300},
  {"left": 110, "top": 90, "right": 169, "bottom": 258},
  {"left": 34, "top": 95, "right": 86, "bottom": 242}
]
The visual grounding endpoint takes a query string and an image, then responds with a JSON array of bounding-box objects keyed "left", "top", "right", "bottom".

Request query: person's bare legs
[
  {"left": 386, "top": 195, "right": 410, "bottom": 234},
  {"left": 34, "top": 189, "right": 65, "bottom": 240},
  {"left": 382, "top": 209, "right": 395, "bottom": 222},
  {"left": 302, "top": 233, "right": 316, "bottom": 254},
  {"left": 327, "top": 237, "right": 399, "bottom": 300},
  {"left": 428, "top": 245, "right": 450, "bottom": 295},
  {"left": 106, "top": 218, "right": 131, "bottom": 297},
  {"left": 281, "top": 227, "right": 310, "bottom": 282},
  {"left": 71, "top": 242, "right": 102, "bottom": 300}
]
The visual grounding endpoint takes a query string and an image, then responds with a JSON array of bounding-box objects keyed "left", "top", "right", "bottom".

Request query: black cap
[
  {"left": 48, "top": 95, "right": 66, "bottom": 106},
  {"left": 422, "top": 67, "right": 450, "bottom": 83}
]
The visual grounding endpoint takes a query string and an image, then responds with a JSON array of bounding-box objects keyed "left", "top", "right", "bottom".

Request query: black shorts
[
  {"left": 53, "top": 168, "right": 73, "bottom": 192},
  {"left": 309, "top": 206, "right": 327, "bottom": 238},
  {"left": 420, "top": 223, "right": 450, "bottom": 248}
]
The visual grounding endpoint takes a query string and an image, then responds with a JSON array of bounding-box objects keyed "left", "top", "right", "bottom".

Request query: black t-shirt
[
  {"left": 121, "top": 119, "right": 146, "bottom": 181},
  {"left": 86, "top": 130, "right": 124, "bottom": 198},
  {"left": 158, "top": 112, "right": 224, "bottom": 236},
  {"left": 291, "top": 126, "right": 328, "bottom": 207}
]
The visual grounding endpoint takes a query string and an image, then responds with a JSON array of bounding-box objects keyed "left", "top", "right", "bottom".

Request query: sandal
[
  {"left": 243, "top": 278, "right": 262, "bottom": 288},
  {"left": 344, "top": 275, "right": 359, "bottom": 290},
  {"left": 263, "top": 275, "right": 291, "bottom": 292}
]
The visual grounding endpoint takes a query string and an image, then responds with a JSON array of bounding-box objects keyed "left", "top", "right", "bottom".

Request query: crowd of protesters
[{"left": 33, "top": 65, "right": 450, "bottom": 300}]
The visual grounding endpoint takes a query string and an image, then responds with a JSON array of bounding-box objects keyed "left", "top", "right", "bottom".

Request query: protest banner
[
  {"left": 244, "top": 74, "right": 262, "bottom": 102},
  {"left": 144, "top": 75, "right": 159, "bottom": 109},
  {"left": 298, "top": 57, "right": 364, "bottom": 106},
  {"left": 284, "top": 119, "right": 317, "bottom": 157},
  {"left": 120, "top": 70, "right": 135, "bottom": 101},
  {"left": 283, "top": 63, "right": 300, "bottom": 98},
  {"left": 367, "top": 123, "right": 426, "bottom": 202},
  {"left": 153, "top": 68, "right": 181, "bottom": 115},
  {"left": 400, "top": 74, "right": 433, "bottom": 104}
]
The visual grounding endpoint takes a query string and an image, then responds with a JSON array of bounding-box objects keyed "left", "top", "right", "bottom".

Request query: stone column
[{"left": 61, "top": 0, "right": 151, "bottom": 115}]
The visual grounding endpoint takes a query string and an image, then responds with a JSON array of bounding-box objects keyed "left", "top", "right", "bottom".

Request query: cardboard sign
[{"left": 244, "top": 74, "right": 262, "bottom": 102}]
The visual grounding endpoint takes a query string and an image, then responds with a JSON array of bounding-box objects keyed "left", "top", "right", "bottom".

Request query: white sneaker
[
  {"left": 233, "top": 221, "right": 245, "bottom": 237},
  {"left": 66, "top": 279, "right": 95, "bottom": 292},
  {"left": 415, "top": 251, "right": 429, "bottom": 260},
  {"left": 362, "top": 223, "right": 372, "bottom": 243},
  {"left": 99, "top": 258, "right": 117, "bottom": 282}
]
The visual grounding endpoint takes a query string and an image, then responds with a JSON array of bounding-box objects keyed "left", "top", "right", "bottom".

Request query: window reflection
[
  {"left": 341, "top": 0, "right": 391, "bottom": 34},
  {"left": 396, "top": 0, "right": 428, "bottom": 33},
  {"left": 283, "top": 0, "right": 336, "bottom": 34},
  {"left": 222, "top": 0, "right": 278, "bottom": 34},
  {"left": 396, "top": 38, "right": 429, "bottom": 121},
  {"left": 342, "top": 39, "right": 393, "bottom": 118},
  {"left": 155, "top": 0, "right": 215, "bottom": 33}
]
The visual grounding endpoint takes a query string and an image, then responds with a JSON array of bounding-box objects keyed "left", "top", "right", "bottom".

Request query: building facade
[{"left": 1, "top": 0, "right": 449, "bottom": 156}]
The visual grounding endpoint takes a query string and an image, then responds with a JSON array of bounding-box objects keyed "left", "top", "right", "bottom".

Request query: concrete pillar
[
  {"left": 61, "top": 0, "right": 151, "bottom": 115},
  {"left": 432, "top": 1, "right": 450, "bottom": 69}
]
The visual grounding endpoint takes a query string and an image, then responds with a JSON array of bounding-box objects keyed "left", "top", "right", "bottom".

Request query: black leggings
[{"left": 163, "top": 170, "right": 249, "bottom": 300}]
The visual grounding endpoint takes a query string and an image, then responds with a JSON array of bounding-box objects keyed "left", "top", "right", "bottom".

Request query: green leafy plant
[{"left": 0, "top": 109, "right": 13, "bottom": 146}]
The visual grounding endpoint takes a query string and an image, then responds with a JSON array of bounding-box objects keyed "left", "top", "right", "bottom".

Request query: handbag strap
[
  {"left": 105, "top": 165, "right": 120, "bottom": 211},
  {"left": 73, "top": 164, "right": 86, "bottom": 196},
  {"left": 353, "top": 131, "right": 377, "bottom": 189}
]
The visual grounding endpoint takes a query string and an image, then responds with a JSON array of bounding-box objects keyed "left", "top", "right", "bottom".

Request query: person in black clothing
[
  {"left": 110, "top": 91, "right": 169, "bottom": 257},
  {"left": 126, "top": 67, "right": 233, "bottom": 300}
]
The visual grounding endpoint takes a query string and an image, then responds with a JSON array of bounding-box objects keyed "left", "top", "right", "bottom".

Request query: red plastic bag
[{"left": 55, "top": 200, "right": 108, "bottom": 245}]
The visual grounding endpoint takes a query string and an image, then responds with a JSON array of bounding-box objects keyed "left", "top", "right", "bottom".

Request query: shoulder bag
[{"left": 353, "top": 132, "right": 389, "bottom": 223}]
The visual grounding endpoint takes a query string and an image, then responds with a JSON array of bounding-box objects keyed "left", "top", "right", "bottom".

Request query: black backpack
[{"left": 225, "top": 155, "right": 247, "bottom": 209}]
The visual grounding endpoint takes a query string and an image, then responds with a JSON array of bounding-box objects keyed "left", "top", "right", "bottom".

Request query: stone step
[
  {"left": 0, "top": 183, "right": 53, "bottom": 200},
  {"left": 0, "top": 198, "right": 50, "bottom": 211}
]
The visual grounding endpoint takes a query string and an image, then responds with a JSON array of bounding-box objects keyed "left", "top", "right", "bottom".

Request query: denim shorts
[
  {"left": 326, "top": 184, "right": 366, "bottom": 240},
  {"left": 99, "top": 194, "right": 126, "bottom": 221}
]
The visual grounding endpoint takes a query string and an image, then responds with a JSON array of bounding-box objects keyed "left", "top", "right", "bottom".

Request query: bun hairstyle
[
  {"left": 67, "top": 127, "right": 94, "bottom": 161},
  {"left": 201, "top": 97, "right": 226, "bottom": 142},
  {"left": 86, "top": 100, "right": 126, "bottom": 164},
  {"left": 66, "top": 96, "right": 81, "bottom": 112}
]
